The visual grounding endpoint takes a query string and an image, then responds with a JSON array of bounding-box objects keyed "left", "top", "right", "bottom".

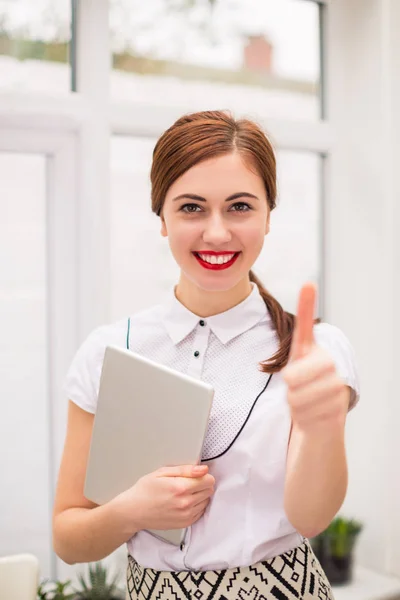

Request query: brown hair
[{"left": 150, "top": 110, "right": 317, "bottom": 373}]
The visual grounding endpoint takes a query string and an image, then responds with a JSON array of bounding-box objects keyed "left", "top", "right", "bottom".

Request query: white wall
[
  {"left": 387, "top": 0, "right": 400, "bottom": 574},
  {"left": 326, "top": 0, "right": 400, "bottom": 576}
]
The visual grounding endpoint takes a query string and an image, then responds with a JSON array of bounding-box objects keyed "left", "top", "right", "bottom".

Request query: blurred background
[{"left": 1, "top": 0, "right": 399, "bottom": 597}]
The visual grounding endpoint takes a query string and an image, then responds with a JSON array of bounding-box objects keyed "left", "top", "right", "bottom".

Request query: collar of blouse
[{"left": 162, "top": 282, "right": 271, "bottom": 345}]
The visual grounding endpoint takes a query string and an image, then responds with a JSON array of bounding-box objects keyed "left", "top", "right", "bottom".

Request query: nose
[{"left": 202, "top": 213, "right": 232, "bottom": 246}]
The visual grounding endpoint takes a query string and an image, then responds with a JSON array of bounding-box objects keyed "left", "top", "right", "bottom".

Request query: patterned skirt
[{"left": 126, "top": 539, "right": 334, "bottom": 599}]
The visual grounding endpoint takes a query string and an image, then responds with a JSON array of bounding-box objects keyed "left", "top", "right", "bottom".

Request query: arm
[
  {"left": 281, "top": 283, "right": 354, "bottom": 540},
  {"left": 284, "top": 386, "right": 350, "bottom": 539},
  {"left": 52, "top": 401, "right": 139, "bottom": 564}
]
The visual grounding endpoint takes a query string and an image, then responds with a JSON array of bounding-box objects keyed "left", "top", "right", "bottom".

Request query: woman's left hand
[{"left": 282, "top": 283, "right": 349, "bottom": 434}]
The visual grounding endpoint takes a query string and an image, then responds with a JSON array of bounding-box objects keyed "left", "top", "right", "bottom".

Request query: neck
[{"left": 174, "top": 274, "right": 253, "bottom": 318}]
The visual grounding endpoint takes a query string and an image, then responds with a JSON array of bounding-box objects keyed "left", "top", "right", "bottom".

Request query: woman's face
[{"left": 160, "top": 152, "right": 270, "bottom": 292}]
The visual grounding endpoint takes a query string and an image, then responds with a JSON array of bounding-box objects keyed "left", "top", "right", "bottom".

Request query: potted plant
[
  {"left": 73, "top": 562, "right": 125, "bottom": 600},
  {"left": 37, "top": 579, "right": 75, "bottom": 599},
  {"left": 311, "top": 516, "right": 363, "bottom": 585},
  {"left": 37, "top": 562, "right": 125, "bottom": 600}
]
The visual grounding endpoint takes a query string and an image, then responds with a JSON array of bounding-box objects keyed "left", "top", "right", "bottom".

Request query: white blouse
[{"left": 65, "top": 282, "right": 360, "bottom": 572}]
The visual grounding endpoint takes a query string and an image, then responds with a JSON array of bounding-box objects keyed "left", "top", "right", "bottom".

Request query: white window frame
[{"left": 0, "top": 118, "right": 78, "bottom": 576}]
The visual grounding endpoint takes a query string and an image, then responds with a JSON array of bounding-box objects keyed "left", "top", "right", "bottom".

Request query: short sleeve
[
  {"left": 314, "top": 323, "right": 360, "bottom": 411},
  {"left": 64, "top": 321, "right": 126, "bottom": 414}
]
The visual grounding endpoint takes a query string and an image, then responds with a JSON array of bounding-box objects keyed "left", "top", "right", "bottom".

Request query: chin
[{"left": 184, "top": 271, "right": 249, "bottom": 294}]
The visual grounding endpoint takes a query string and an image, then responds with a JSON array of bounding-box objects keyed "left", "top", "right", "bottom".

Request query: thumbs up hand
[{"left": 282, "top": 283, "right": 348, "bottom": 434}]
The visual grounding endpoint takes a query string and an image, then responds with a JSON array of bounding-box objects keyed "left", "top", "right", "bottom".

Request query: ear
[{"left": 160, "top": 216, "right": 168, "bottom": 237}]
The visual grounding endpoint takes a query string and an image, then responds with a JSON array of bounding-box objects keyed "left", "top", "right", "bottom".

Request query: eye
[
  {"left": 179, "top": 201, "right": 252, "bottom": 214},
  {"left": 230, "top": 202, "right": 252, "bottom": 212},
  {"left": 180, "top": 203, "right": 202, "bottom": 213}
]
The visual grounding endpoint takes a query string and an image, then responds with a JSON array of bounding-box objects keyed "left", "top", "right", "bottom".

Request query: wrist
[
  {"left": 109, "top": 491, "right": 142, "bottom": 540},
  {"left": 292, "top": 417, "right": 345, "bottom": 443}
]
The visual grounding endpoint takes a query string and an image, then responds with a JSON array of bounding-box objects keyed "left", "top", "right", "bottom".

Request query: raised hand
[{"left": 282, "top": 283, "right": 348, "bottom": 433}]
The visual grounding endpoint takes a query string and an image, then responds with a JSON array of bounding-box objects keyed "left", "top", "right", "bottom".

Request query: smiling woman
[{"left": 53, "top": 109, "right": 360, "bottom": 599}]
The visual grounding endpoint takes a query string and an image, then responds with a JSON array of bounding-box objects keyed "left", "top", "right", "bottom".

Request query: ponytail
[{"left": 249, "top": 271, "right": 320, "bottom": 373}]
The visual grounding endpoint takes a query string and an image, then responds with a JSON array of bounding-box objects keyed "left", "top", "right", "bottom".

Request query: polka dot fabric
[
  {"left": 128, "top": 312, "right": 278, "bottom": 461},
  {"left": 199, "top": 325, "right": 277, "bottom": 459}
]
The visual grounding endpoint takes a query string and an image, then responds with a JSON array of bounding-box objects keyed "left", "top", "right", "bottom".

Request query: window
[
  {"left": 255, "top": 150, "right": 322, "bottom": 314},
  {"left": 110, "top": 136, "right": 168, "bottom": 319},
  {"left": 0, "top": 0, "right": 72, "bottom": 92},
  {"left": 110, "top": 0, "right": 322, "bottom": 121}
]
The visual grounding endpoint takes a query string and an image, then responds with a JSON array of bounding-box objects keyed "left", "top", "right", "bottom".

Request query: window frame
[{"left": 0, "top": 121, "right": 78, "bottom": 577}]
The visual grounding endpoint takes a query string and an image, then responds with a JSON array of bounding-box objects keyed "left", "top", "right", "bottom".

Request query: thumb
[
  {"left": 289, "top": 282, "right": 317, "bottom": 363},
  {"left": 156, "top": 464, "right": 208, "bottom": 478}
]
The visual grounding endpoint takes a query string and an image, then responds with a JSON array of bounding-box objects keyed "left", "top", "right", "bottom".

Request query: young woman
[{"left": 53, "top": 110, "right": 360, "bottom": 599}]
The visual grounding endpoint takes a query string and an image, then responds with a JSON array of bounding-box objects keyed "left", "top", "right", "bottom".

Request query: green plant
[
  {"left": 37, "top": 579, "right": 75, "bottom": 600},
  {"left": 312, "top": 516, "right": 363, "bottom": 558},
  {"left": 37, "top": 580, "right": 50, "bottom": 600},
  {"left": 73, "top": 562, "right": 124, "bottom": 600}
]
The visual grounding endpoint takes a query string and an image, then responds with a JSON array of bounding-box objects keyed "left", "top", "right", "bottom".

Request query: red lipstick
[{"left": 193, "top": 251, "right": 240, "bottom": 271}]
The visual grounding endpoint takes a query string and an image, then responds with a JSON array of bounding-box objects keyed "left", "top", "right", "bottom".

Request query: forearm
[
  {"left": 53, "top": 497, "right": 139, "bottom": 565},
  {"left": 284, "top": 419, "right": 348, "bottom": 539}
]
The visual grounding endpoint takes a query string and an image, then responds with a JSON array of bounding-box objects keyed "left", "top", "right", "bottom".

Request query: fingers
[
  {"left": 288, "top": 374, "right": 345, "bottom": 407},
  {"left": 193, "top": 477, "right": 215, "bottom": 496},
  {"left": 174, "top": 473, "right": 215, "bottom": 496},
  {"left": 155, "top": 465, "right": 214, "bottom": 496},
  {"left": 189, "top": 474, "right": 215, "bottom": 493},
  {"left": 156, "top": 464, "right": 208, "bottom": 479},
  {"left": 283, "top": 347, "right": 336, "bottom": 389},
  {"left": 192, "top": 488, "right": 214, "bottom": 507},
  {"left": 190, "top": 499, "right": 211, "bottom": 524}
]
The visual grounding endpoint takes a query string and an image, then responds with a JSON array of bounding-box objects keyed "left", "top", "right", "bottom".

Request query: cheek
[
  {"left": 167, "top": 221, "right": 200, "bottom": 256},
  {"left": 239, "top": 221, "right": 267, "bottom": 252}
]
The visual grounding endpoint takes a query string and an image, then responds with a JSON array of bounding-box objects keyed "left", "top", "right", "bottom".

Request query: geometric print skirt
[{"left": 126, "top": 539, "right": 335, "bottom": 599}]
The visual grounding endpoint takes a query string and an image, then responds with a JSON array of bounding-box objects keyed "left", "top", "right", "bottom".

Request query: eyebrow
[{"left": 172, "top": 192, "right": 260, "bottom": 203}]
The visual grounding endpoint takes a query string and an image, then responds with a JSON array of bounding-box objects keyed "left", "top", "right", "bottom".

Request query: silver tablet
[{"left": 84, "top": 345, "right": 214, "bottom": 546}]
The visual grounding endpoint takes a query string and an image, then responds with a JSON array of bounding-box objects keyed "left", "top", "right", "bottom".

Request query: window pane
[
  {"left": 110, "top": 136, "right": 172, "bottom": 319},
  {"left": 0, "top": 0, "right": 72, "bottom": 92},
  {"left": 110, "top": 0, "right": 321, "bottom": 121},
  {"left": 110, "top": 136, "right": 321, "bottom": 320},
  {"left": 0, "top": 153, "right": 52, "bottom": 575},
  {"left": 254, "top": 150, "right": 322, "bottom": 314}
]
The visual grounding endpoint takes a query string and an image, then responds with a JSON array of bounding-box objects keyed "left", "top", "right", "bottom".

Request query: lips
[
  {"left": 196, "top": 251, "right": 237, "bottom": 255},
  {"left": 193, "top": 251, "right": 241, "bottom": 271}
]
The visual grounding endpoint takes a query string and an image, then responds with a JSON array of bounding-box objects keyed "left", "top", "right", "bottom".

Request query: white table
[{"left": 333, "top": 566, "right": 400, "bottom": 600}]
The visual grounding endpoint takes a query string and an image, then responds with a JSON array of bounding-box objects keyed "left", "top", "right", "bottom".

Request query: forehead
[{"left": 166, "top": 152, "right": 265, "bottom": 198}]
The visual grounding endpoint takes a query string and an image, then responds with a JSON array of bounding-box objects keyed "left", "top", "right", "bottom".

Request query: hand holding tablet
[{"left": 84, "top": 346, "right": 215, "bottom": 545}]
